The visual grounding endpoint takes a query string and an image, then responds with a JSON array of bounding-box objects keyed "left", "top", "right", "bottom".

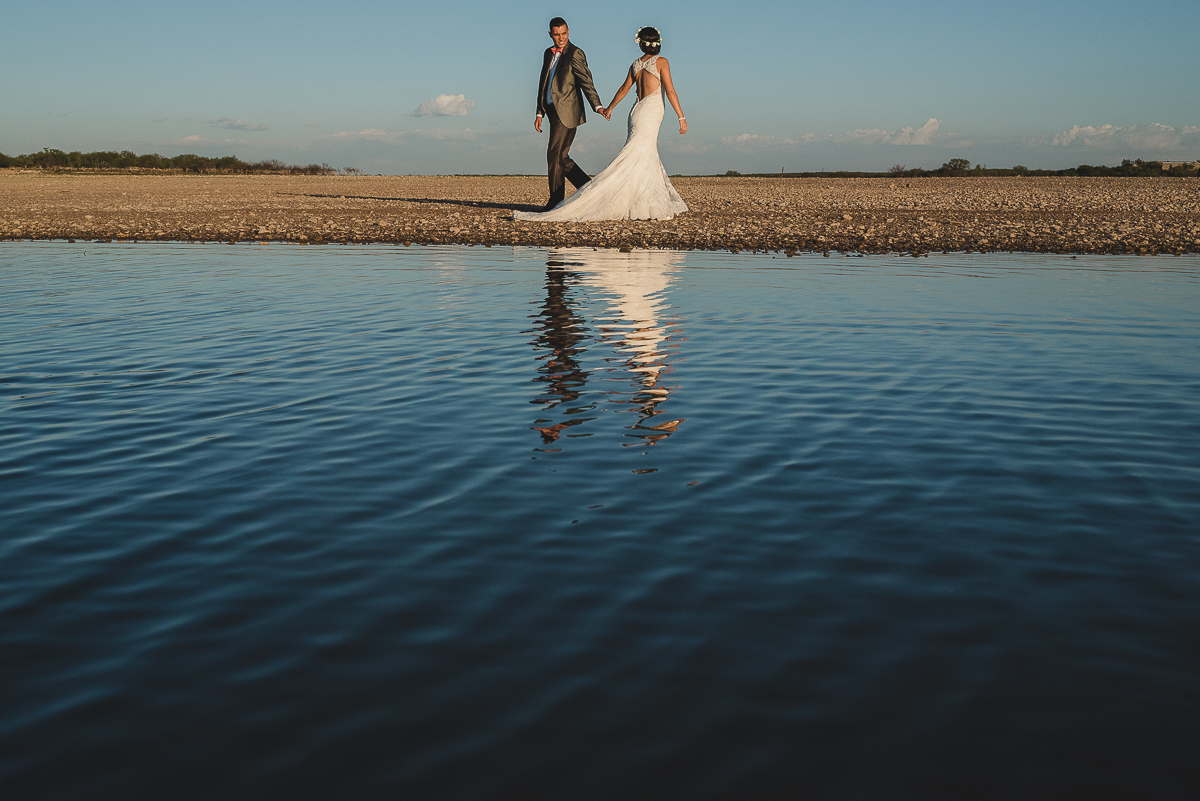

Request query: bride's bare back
[
  {"left": 634, "top": 55, "right": 661, "bottom": 100},
  {"left": 605, "top": 54, "right": 686, "bottom": 135}
]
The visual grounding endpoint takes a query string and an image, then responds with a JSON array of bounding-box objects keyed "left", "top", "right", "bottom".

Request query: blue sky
[{"left": 3, "top": 0, "right": 1197, "bottom": 174}]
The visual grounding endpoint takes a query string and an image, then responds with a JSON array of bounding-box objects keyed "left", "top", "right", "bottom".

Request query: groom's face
[{"left": 549, "top": 25, "right": 569, "bottom": 49}]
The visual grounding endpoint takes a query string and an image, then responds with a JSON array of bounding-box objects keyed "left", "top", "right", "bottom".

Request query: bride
[{"left": 515, "top": 26, "right": 688, "bottom": 222}]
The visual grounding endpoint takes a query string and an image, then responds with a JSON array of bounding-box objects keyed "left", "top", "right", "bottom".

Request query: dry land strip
[{"left": 2, "top": 171, "right": 1198, "bottom": 255}]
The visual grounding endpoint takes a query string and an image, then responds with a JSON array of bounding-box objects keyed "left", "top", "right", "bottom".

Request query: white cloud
[
  {"left": 412, "top": 94, "right": 476, "bottom": 117},
  {"left": 719, "top": 120, "right": 949, "bottom": 152},
  {"left": 890, "top": 118, "right": 940, "bottom": 145},
  {"left": 1123, "top": 123, "right": 1188, "bottom": 150},
  {"left": 1051, "top": 124, "right": 1116, "bottom": 147},
  {"left": 662, "top": 139, "right": 711, "bottom": 154},
  {"left": 813, "top": 118, "right": 947, "bottom": 146},
  {"left": 412, "top": 128, "right": 477, "bottom": 141},
  {"left": 1050, "top": 123, "right": 1200, "bottom": 151},
  {"left": 323, "top": 128, "right": 403, "bottom": 145},
  {"left": 208, "top": 117, "right": 270, "bottom": 131},
  {"left": 176, "top": 134, "right": 240, "bottom": 147},
  {"left": 836, "top": 128, "right": 893, "bottom": 145},
  {"left": 720, "top": 133, "right": 799, "bottom": 152}
]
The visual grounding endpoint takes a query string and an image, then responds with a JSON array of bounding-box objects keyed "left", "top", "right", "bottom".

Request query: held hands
[{"left": 536, "top": 111, "right": 612, "bottom": 127}]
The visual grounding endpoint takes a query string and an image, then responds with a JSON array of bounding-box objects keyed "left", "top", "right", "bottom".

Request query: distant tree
[
  {"left": 31, "top": 148, "right": 69, "bottom": 168},
  {"left": 94, "top": 151, "right": 122, "bottom": 168},
  {"left": 212, "top": 155, "right": 246, "bottom": 171},
  {"left": 2, "top": 147, "right": 350, "bottom": 174},
  {"left": 724, "top": 170, "right": 741, "bottom": 176},
  {"left": 172, "top": 154, "right": 204, "bottom": 172},
  {"left": 289, "top": 163, "right": 335, "bottom": 175},
  {"left": 888, "top": 164, "right": 907, "bottom": 176},
  {"left": 137, "top": 152, "right": 169, "bottom": 168},
  {"left": 1012, "top": 165, "right": 1029, "bottom": 175},
  {"left": 251, "top": 159, "right": 287, "bottom": 172},
  {"left": 941, "top": 158, "right": 971, "bottom": 175}
]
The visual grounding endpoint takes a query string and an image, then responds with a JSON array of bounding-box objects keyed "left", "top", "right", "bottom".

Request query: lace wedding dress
[{"left": 515, "top": 55, "right": 688, "bottom": 222}]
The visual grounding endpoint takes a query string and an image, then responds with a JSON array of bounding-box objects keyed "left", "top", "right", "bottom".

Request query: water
[{"left": 2, "top": 242, "right": 1199, "bottom": 799}]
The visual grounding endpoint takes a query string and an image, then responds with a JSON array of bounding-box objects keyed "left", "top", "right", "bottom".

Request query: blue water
[{"left": 3, "top": 242, "right": 1199, "bottom": 799}]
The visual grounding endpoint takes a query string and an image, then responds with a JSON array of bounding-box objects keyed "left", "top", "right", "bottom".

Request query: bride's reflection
[{"left": 529, "top": 248, "right": 686, "bottom": 451}]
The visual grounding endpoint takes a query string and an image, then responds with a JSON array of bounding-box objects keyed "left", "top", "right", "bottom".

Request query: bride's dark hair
[{"left": 636, "top": 26, "right": 661, "bottom": 55}]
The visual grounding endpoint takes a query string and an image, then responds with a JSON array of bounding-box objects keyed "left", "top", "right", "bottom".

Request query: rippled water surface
[{"left": 3, "top": 243, "right": 1199, "bottom": 799}]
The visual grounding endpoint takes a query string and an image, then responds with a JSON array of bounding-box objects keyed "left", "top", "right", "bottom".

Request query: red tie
[{"left": 551, "top": 47, "right": 562, "bottom": 54}]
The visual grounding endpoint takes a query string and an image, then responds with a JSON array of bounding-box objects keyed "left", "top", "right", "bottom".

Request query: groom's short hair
[{"left": 549, "top": 16, "right": 568, "bottom": 30}]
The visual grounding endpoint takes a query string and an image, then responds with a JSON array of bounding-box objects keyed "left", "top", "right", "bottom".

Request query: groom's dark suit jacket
[{"left": 536, "top": 42, "right": 603, "bottom": 129}]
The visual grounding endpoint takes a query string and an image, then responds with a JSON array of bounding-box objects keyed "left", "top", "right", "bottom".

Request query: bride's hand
[{"left": 679, "top": 118, "right": 688, "bottom": 135}]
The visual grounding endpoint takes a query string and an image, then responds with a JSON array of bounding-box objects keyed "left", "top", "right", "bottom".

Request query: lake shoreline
[{"left": 2, "top": 172, "right": 1197, "bottom": 254}]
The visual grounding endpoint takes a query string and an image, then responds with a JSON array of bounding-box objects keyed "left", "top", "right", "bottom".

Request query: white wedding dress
[{"left": 515, "top": 55, "right": 688, "bottom": 222}]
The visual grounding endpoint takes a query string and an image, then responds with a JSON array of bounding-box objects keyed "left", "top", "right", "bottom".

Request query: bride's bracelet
[{"left": 679, "top": 116, "right": 685, "bottom": 120}]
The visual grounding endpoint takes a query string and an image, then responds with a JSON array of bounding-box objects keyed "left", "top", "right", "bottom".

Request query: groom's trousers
[{"left": 546, "top": 104, "right": 590, "bottom": 207}]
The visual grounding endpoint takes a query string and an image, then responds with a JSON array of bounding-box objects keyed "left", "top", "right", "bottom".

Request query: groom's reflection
[
  {"left": 530, "top": 248, "right": 686, "bottom": 450},
  {"left": 529, "top": 255, "right": 594, "bottom": 449}
]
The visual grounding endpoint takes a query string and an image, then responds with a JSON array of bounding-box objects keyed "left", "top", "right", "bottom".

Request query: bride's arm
[
  {"left": 603, "top": 68, "right": 635, "bottom": 120},
  {"left": 659, "top": 59, "right": 687, "bottom": 134}
]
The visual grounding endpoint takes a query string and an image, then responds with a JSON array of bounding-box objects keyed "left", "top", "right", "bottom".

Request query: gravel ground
[{"left": 3, "top": 170, "right": 1199, "bottom": 254}]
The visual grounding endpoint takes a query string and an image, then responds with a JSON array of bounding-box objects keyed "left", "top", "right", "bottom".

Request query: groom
[{"left": 534, "top": 17, "right": 606, "bottom": 211}]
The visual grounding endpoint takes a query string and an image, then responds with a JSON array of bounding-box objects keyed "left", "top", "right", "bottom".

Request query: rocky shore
[{"left": 2, "top": 171, "right": 1198, "bottom": 254}]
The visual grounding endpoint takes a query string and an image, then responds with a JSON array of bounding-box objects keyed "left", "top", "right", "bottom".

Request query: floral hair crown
[{"left": 635, "top": 27, "right": 662, "bottom": 46}]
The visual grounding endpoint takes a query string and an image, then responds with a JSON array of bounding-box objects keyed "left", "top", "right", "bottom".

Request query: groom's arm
[
  {"left": 536, "top": 50, "right": 551, "bottom": 117},
  {"left": 571, "top": 49, "right": 604, "bottom": 114},
  {"left": 535, "top": 50, "right": 551, "bottom": 131}
]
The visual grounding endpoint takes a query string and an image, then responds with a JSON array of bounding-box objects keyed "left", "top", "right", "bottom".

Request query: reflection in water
[
  {"left": 529, "top": 248, "right": 686, "bottom": 452},
  {"left": 528, "top": 255, "right": 594, "bottom": 449}
]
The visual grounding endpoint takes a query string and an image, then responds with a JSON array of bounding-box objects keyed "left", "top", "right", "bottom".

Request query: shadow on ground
[{"left": 275, "top": 192, "right": 541, "bottom": 212}]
